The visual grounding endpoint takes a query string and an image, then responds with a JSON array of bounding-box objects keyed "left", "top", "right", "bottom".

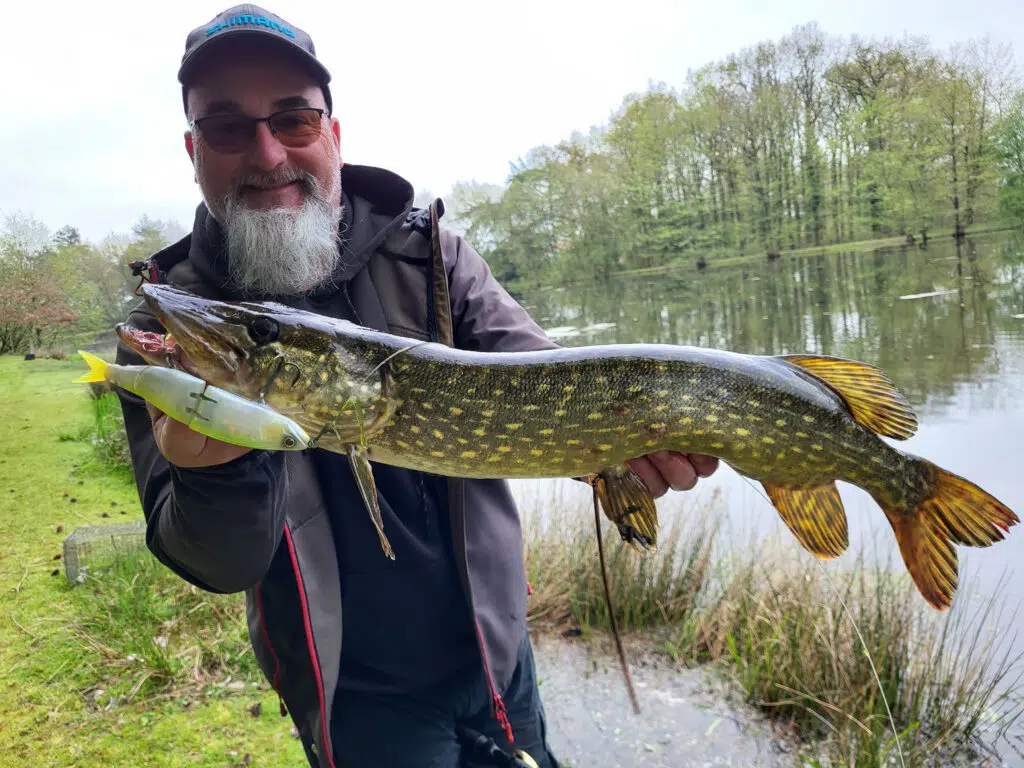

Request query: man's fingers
[
  {"left": 688, "top": 453, "right": 720, "bottom": 478},
  {"left": 648, "top": 451, "right": 699, "bottom": 492},
  {"left": 626, "top": 456, "right": 669, "bottom": 498}
]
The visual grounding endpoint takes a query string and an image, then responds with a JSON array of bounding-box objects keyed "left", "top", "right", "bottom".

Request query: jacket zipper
[
  {"left": 283, "top": 525, "right": 337, "bottom": 768},
  {"left": 255, "top": 583, "right": 288, "bottom": 716},
  {"left": 474, "top": 621, "right": 514, "bottom": 743}
]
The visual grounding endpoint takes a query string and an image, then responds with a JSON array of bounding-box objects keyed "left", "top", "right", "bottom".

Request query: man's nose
[{"left": 246, "top": 121, "right": 288, "bottom": 170}]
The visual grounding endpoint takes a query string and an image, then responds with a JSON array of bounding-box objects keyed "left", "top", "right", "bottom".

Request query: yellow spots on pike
[
  {"left": 587, "top": 412, "right": 603, "bottom": 420},
  {"left": 566, "top": 439, "right": 581, "bottom": 446},
  {"left": 482, "top": 410, "right": 494, "bottom": 418},
  {"left": 747, "top": 400, "right": 760, "bottom": 408},
  {"left": 539, "top": 428, "right": 554, "bottom": 436},
  {"left": 747, "top": 414, "right": 763, "bottom": 423},
  {"left": 530, "top": 449, "right": 544, "bottom": 457},
  {"left": 563, "top": 385, "right": 575, "bottom": 394},
  {"left": 473, "top": 428, "right": 486, "bottom": 437},
  {"left": 681, "top": 395, "right": 693, "bottom": 402},
  {"left": 644, "top": 439, "right": 658, "bottom": 447},
  {"left": 318, "top": 354, "right": 326, "bottom": 363},
  {"left": 735, "top": 427, "right": 750, "bottom": 437},
  {"left": 795, "top": 431, "right": 808, "bottom": 438},
  {"left": 411, "top": 387, "right": 427, "bottom": 394},
  {"left": 628, "top": 384, "right": 643, "bottom": 393},
  {"left": 486, "top": 455, "right": 502, "bottom": 463},
  {"left": 523, "top": 405, "right": 540, "bottom": 412},
  {"left": 811, "top": 443, "right": 824, "bottom": 451},
  {"left": 711, "top": 441, "right": 725, "bottom": 449},
  {"left": 410, "top": 426, "right": 421, "bottom": 434},
  {"left": 596, "top": 376, "right": 608, "bottom": 385},
  {"left": 803, "top": 415, "right": 815, "bottom": 423},
  {"left": 598, "top": 444, "right": 612, "bottom": 452},
  {"left": 705, "top": 414, "right": 719, "bottom": 423},
  {"left": 422, "top": 402, "right": 434, "bottom": 410},
  {"left": 416, "top": 440, "right": 425, "bottom": 448},
  {"left": 506, "top": 423, "right": 523, "bottom": 431},
  {"left": 679, "top": 417, "right": 694, "bottom": 425},
  {"left": 432, "top": 429, "right": 444, "bottom": 440},
  {"left": 449, "top": 406, "right": 464, "bottom": 416},
  {"left": 655, "top": 404, "right": 668, "bottom": 412},
  {"left": 497, "top": 445, "right": 512, "bottom": 453},
  {"left": 461, "top": 450, "right": 478, "bottom": 459},
  {"left": 693, "top": 429, "right": 706, "bottom": 436},
  {"left": 791, "top": 446, "right": 803, "bottom": 454},
  {"left": 657, "top": 389, "right": 669, "bottom": 397},
  {"left": 457, "top": 438, "right": 469, "bottom": 445},
  {"left": 493, "top": 390, "right": 504, "bottom": 397},
  {"left": 319, "top": 371, "right": 328, "bottom": 382},
  {"left": 871, "top": 456, "right": 883, "bottom": 465},
  {"left": 762, "top": 436, "right": 776, "bottom": 444},
  {"left": 775, "top": 419, "right": 786, "bottom": 427},
  {"left": 430, "top": 451, "right": 445, "bottom": 458},
  {"left": 555, "top": 409, "right": 567, "bottom": 417},
  {"left": 396, "top": 440, "right": 410, "bottom": 449}
]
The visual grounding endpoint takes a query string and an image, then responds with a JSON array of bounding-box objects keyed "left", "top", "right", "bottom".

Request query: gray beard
[{"left": 219, "top": 170, "right": 345, "bottom": 297}]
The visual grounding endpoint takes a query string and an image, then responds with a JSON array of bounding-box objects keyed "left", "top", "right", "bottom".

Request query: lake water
[{"left": 506, "top": 230, "right": 1024, "bottom": 756}]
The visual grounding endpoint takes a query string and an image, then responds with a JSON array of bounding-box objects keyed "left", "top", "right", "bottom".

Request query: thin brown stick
[{"left": 592, "top": 479, "right": 640, "bottom": 715}]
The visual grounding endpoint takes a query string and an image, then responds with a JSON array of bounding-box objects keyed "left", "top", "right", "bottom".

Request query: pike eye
[{"left": 248, "top": 317, "right": 279, "bottom": 344}]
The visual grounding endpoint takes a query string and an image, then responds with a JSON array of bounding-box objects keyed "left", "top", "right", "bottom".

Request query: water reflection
[{"left": 510, "top": 231, "right": 1024, "bottom": 754}]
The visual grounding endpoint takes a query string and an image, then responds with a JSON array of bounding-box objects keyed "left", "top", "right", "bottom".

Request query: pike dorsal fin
[{"left": 778, "top": 354, "right": 918, "bottom": 440}]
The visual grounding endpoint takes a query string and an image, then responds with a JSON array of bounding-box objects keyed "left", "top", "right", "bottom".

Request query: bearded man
[{"left": 115, "top": 6, "right": 719, "bottom": 767}]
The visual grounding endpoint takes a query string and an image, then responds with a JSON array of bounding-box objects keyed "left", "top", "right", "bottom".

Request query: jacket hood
[{"left": 184, "top": 163, "right": 416, "bottom": 299}]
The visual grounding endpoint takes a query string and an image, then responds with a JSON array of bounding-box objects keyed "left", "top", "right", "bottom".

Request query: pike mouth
[{"left": 116, "top": 324, "right": 201, "bottom": 376}]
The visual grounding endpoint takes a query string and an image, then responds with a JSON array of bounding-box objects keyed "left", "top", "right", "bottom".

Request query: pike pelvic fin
[
  {"left": 762, "top": 481, "right": 849, "bottom": 559},
  {"left": 347, "top": 444, "right": 395, "bottom": 560},
  {"left": 592, "top": 464, "right": 659, "bottom": 552},
  {"left": 777, "top": 354, "right": 918, "bottom": 440},
  {"left": 882, "top": 457, "right": 1019, "bottom": 611},
  {"left": 74, "top": 350, "right": 109, "bottom": 383}
]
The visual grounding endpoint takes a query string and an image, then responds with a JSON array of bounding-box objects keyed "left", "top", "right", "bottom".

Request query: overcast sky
[{"left": 2, "top": 0, "right": 1022, "bottom": 243}]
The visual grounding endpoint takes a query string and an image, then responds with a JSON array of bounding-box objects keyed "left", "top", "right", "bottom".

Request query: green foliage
[
  {"left": 87, "top": 389, "right": 133, "bottom": 474},
  {"left": 462, "top": 27, "right": 1022, "bottom": 282}
]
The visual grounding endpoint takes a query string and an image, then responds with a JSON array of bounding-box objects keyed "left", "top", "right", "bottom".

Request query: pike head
[{"left": 124, "top": 283, "right": 395, "bottom": 444}]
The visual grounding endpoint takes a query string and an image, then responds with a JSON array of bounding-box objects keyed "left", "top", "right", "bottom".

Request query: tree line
[
  {"left": 449, "top": 25, "right": 1024, "bottom": 283},
  {"left": 0, "top": 213, "right": 185, "bottom": 355}
]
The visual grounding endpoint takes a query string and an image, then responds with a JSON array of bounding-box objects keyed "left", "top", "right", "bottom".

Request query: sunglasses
[{"left": 190, "top": 107, "right": 326, "bottom": 154}]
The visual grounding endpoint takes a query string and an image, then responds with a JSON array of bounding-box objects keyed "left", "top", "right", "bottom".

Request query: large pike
[{"left": 121, "top": 283, "right": 1018, "bottom": 612}]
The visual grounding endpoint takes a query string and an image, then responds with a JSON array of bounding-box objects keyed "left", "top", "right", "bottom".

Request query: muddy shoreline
[{"left": 531, "top": 633, "right": 790, "bottom": 767}]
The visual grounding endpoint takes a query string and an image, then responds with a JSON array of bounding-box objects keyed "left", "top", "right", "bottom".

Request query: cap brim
[{"left": 177, "top": 28, "right": 331, "bottom": 88}]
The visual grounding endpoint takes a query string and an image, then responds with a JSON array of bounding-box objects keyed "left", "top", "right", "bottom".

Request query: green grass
[
  {"left": 521, "top": 488, "right": 1024, "bottom": 767},
  {"left": 0, "top": 354, "right": 307, "bottom": 766}
]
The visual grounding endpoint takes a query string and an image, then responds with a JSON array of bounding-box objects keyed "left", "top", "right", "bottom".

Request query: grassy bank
[
  {"left": 0, "top": 354, "right": 307, "bottom": 766},
  {"left": 519, "top": 487, "right": 1024, "bottom": 766},
  {"left": 2, "top": 353, "right": 1021, "bottom": 766}
]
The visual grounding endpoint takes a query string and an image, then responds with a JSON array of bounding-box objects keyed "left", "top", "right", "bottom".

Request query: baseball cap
[{"left": 178, "top": 4, "right": 333, "bottom": 115}]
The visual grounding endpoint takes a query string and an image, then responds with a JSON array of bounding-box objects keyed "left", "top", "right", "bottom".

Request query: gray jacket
[{"left": 115, "top": 164, "right": 557, "bottom": 766}]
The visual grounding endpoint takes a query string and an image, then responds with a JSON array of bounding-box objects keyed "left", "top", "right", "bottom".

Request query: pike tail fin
[
  {"left": 74, "top": 350, "right": 109, "bottom": 383},
  {"left": 882, "top": 457, "right": 1018, "bottom": 611}
]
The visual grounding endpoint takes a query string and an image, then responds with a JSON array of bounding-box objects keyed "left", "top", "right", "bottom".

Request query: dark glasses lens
[{"left": 194, "top": 108, "right": 325, "bottom": 153}]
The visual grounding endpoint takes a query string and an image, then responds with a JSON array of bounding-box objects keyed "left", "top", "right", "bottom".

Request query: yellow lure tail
[{"left": 74, "top": 350, "right": 110, "bottom": 384}]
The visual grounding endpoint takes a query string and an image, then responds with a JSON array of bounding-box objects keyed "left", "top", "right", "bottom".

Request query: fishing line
[{"left": 736, "top": 474, "right": 907, "bottom": 768}]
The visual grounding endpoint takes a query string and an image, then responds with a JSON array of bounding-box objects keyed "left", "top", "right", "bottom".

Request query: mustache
[{"left": 230, "top": 168, "right": 325, "bottom": 201}]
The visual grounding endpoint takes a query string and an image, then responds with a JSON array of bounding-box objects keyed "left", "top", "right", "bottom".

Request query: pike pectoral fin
[
  {"left": 777, "top": 354, "right": 918, "bottom": 440},
  {"left": 763, "top": 481, "right": 849, "bottom": 559},
  {"left": 346, "top": 444, "right": 395, "bottom": 561},
  {"left": 593, "top": 465, "right": 659, "bottom": 552}
]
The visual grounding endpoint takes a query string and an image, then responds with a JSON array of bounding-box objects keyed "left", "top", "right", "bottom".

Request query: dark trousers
[{"left": 331, "top": 630, "right": 560, "bottom": 768}]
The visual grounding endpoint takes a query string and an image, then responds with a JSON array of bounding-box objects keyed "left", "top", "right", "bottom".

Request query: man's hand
[
  {"left": 627, "top": 451, "right": 719, "bottom": 498},
  {"left": 147, "top": 404, "right": 253, "bottom": 468}
]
